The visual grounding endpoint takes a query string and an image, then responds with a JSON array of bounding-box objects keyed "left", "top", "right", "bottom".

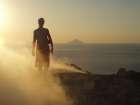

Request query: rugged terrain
[{"left": 56, "top": 69, "right": 140, "bottom": 105}]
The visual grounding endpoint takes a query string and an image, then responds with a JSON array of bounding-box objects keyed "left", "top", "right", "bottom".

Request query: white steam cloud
[{"left": 0, "top": 41, "right": 84, "bottom": 105}]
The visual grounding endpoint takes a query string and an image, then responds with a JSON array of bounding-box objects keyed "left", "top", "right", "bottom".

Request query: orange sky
[{"left": 0, "top": 0, "right": 140, "bottom": 44}]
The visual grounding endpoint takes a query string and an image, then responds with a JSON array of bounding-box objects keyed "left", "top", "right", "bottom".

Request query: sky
[{"left": 0, "top": 0, "right": 140, "bottom": 43}]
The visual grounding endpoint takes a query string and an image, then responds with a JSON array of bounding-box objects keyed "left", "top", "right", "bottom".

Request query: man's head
[{"left": 38, "top": 18, "right": 45, "bottom": 27}]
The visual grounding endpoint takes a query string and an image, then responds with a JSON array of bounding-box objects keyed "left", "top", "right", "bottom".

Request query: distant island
[{"left": 67, "top": 39, "right": 85, "bottom": 45}]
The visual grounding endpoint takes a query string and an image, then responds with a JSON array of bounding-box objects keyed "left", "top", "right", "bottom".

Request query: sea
[{"left": 54, "top": 44, "right": 140, "bottom": 74}]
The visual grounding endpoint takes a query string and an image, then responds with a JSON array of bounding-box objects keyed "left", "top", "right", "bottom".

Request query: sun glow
[
  {"left": 0, "top": 4, "right": 6, "bottom": 28},
  {"left": 0, "top": 9, "right": 4, "bottom": 23}
]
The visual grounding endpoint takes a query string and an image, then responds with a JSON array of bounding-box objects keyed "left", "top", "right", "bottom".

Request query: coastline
[{"left": 55, "top": 68, "right": 140, "bottom": 105}]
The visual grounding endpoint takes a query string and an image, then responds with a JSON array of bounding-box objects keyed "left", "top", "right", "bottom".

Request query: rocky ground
[{"left": 56, "top": 68, "right": 140, "bottom": 105}]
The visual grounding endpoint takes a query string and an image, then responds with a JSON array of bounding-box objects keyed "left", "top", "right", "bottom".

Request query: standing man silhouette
[{"left": 32, "top": 18, "right": 53, "bottom": 72}]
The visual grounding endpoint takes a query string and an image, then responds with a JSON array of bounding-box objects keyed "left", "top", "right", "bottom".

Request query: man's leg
[
  {"left": 44, "top": 53, "right": 50, "bottom": 72},
  {"left": 38, "top": 62, "right": 43, "bottom": 71},
  {"left": 36, "top": 51, "right": 44, "bottom": 72}
]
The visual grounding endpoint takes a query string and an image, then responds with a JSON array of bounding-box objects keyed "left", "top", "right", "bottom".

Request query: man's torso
[{"left": 34, "top": 28, "right": 50, "bottom": 53}]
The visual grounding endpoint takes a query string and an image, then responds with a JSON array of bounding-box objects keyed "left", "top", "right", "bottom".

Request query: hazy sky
[{"left": 0, "top": 0, "right": 140, "bottom": 43}]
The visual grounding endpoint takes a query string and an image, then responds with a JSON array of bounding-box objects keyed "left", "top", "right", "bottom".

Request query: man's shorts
[{"left": 35, "top": 48, "right": 50, "bottom": 67}]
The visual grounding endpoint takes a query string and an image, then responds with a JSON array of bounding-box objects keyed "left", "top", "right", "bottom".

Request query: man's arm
[
  {"left": 47, "top": 29, "right": 54, "bottom": 53},
  {"left": 32, "top": 31, "right": 36, "bottom": 56}
]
